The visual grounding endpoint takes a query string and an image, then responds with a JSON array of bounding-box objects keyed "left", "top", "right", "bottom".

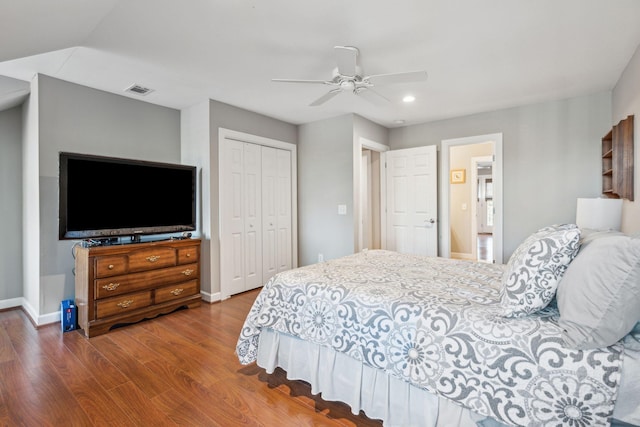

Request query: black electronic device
[{"left": 59, "top": 152, "right": 196, "bottom": 240}]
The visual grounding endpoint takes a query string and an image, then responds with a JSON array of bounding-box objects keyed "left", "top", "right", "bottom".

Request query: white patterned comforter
[{"left": 236, "top": 250, "right": 623, "bottom": 426}]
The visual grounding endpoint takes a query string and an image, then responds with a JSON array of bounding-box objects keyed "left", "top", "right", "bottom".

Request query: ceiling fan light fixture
[
  {"left": 403, "top": 95, "right": 416, "bottom": 103},
  {"left": 272, "top": 46, "right": 428, "bottom": 107},
  {"left": 340, "top": 80, "right": 355, "bottom": 92}
]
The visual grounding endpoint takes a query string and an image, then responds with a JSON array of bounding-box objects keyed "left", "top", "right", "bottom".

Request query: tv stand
[{"left": 74, "top": 238, "right": 201, "bottom": 337}]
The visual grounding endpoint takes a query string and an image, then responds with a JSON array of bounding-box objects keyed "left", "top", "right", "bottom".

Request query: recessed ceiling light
[
  {"left": 402, "top": 95, "right": 416, "bottom": 103},
  {"left": 394, "top": 120, "right": 405, "bottom": 125}
]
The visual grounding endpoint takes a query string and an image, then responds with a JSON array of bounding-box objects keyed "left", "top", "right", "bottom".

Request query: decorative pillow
[
  {"left": 557, "top": 235, "right": 640, "bottom": 349},
  {"left": 500, "top": 224, "right": 581, "bottom": 318}
]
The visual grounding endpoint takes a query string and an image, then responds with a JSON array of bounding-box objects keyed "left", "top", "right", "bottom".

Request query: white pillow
[
  {"left": 557, "top": 235, "right": 640, "bottom": 349},
  {"left": 500, "top": 224, "right": 581, "bottom": 318}
]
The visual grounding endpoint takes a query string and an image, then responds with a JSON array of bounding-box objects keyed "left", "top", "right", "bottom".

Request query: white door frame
[
  {"left": 353, "top": 137, "right": 389, "bottom": 252},
  {"left": 360, "top": 150, "right": 373, "bottom": 251},
  {"left": 441, "top": 133, "right": 503, "bottom": 263},
  {"left": 470, "top": 155, "right": 492, "bottom": 261},
  {"left": 219, "top": 128, "right": 298, "bottom": 300}
]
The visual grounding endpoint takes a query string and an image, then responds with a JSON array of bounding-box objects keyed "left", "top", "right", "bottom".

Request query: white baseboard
[
  {"left": 0, "top": 297, "right": 23, "bottom": 311},
  {"left": 38, "top": 310, "right": 61, "bottom": 326},
  {"left": 200, "top": 290, "right": 221, "bottom": 303},
  {"left": 451, "top": 252, "right": 475, "bottom": 260},
  {"left": 20, "top": 298, "right": 38, "bottom": 325},
  {"left": 0, "top": 297, "right": 60, "bottom": 327}
]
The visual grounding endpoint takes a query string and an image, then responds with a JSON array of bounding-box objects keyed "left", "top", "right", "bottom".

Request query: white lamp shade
[{"left": 576, "top": 198, "right": 623, "bottom": 231}]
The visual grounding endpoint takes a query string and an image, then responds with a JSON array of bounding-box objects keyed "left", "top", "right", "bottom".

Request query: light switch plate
[{"left": 338, "top": 204, "right": 347, "bottom": 215}]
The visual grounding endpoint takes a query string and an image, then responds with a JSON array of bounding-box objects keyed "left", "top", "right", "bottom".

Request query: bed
[{"left": 236, "top": 225, "right": 640, "bottom": 426}]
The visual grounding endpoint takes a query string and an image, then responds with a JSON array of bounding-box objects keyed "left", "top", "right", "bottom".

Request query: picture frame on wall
[{"left": 450, "top": 169, "right": 466, "bottom": 184}]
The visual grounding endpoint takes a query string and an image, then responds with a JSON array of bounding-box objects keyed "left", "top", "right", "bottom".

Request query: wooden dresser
[{"left": 74, "top": 238, "right": 201, "bottom": 337}]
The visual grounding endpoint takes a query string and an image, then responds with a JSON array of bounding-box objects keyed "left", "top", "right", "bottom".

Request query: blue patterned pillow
[{"left": 500, "top": 224, "right": 581, "bottom": 318}]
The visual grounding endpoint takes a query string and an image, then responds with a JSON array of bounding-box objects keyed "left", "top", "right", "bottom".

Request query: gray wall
[
  {"left": 37, "top": 75, "right": 181, "bottom": 314},
  {"left": 0, "top": 106, "right": 23, "bottom": 301},
  {"left": 298, "top": 114, "right": 355, "bottom": 266},
  {"left": 390, "top": 91, "right": 611, "bottom": 260},
  {"left": 612, "top": 43, "right": 640, "bottom": 233},
  {"left": 297, "top": 113, "right": 389, "bottom": 266}
]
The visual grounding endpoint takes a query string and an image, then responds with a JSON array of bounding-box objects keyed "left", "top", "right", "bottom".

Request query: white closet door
[
  {"left": 276, "top": 149, "right": 292, "bottom": 272},
  {"left": 243, "top": 143, "right": 263, "bottom": 290},
  {"left": 220, "top": 139, "right": 246, "bottom": 295},
  {"left": 220, "top": 130, "right": 296, "bottom": 299},
  {"left": 262, "top": 147, "right": 292, "bottom": 281},
  {"left": 262, "top": 146, "right": 278, "bottom": 282}
]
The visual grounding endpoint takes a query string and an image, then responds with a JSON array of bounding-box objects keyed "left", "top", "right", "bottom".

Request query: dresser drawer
[
  {"left": 94, "top": 263, "right": 199, "bottom": 299},
  {"left": 96, "top": 290, "right": 152, "bottom": 319},
  {"left": 177, "top": 246, "right": 199, "bottom": 265},
  {"left": 155, "top": 280, "right": 199, "bottom": 304},
  {"left": 128, "top": 247, "right": 177, "bottom": 272},
  {"left": 95, "top": 256, "right": 127, "bottom": 278}
]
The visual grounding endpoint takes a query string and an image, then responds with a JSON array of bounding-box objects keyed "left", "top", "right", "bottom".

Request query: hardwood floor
[{"left": 0, "top": 291, "right": 382, "bottom": 426}]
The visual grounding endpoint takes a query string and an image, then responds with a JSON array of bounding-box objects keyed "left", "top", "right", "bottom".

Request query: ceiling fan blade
[
  {"left": 334, "top": 46, "right": 359, "bottom": 77},
  {"left": 367, "top": 70, "right": 428, "bottom": 86},
  {"left": 309, "top": 89, "right": 341, "bottom": 107},
  {"left": 357, "top": 87, "right": 390, "bottom": 106},
  {"left": 272, "top": 78, "right": 332, "bottom": 85}
]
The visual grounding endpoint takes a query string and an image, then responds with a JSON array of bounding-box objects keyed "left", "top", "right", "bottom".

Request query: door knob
[{"left": 424, "top": 218, "right": 435, "bottom": 224}]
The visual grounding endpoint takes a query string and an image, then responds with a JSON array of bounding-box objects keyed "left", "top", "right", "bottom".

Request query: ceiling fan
[{"left": 272, "top": 46, "right": 428, "bottom": 107}]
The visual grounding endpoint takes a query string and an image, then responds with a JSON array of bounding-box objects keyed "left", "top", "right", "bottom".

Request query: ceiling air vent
[{"left": 125, "top": 84, "right": 154, "bottom": 96}]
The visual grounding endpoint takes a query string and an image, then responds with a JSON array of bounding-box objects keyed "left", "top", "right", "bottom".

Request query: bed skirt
[{"left": 256, "top": 328, "right": 505, "bottom": 427}]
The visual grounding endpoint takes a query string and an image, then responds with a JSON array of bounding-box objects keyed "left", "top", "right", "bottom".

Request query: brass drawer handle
[
  {"left": 186, "top": 253, "right": 191, "bottom": 258},
  {"left": 117, "top": 299, "right": 134, "bottom": 308},
  {"left": 102, "top": 283, "right": 120, "bottom": 291},
  {"left": 108, "top": 264, "right": 114, "bottom": 270},
  {"left": 182, "top": 269, "right": 194, "bottom": 276},
  {"left": 170, "top": 288, "right": 184, "bottom": 296},
  {"left": 146, "top": 255, "right": 160, "bottom": 262}
]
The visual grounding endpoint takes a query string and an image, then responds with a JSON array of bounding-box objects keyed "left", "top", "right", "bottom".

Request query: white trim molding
[
  {"left": 0, "top": 297, "right": 23, "bottom": 311},
  {"left": 200, "top": 290, "right": 221, "bottom": 303},
  {"left": 441, "top": 133, "right": 503, "bottom": 264},
  {"left": 218, "top": 128, "right": 298, "bottom": 300}
]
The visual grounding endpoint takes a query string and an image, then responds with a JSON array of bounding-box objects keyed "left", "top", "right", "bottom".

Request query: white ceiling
[{"left": 1, "top": 0, "right": 640, "bottom": 128}]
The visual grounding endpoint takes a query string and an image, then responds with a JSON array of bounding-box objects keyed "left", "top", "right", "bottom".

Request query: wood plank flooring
[{"left": 0, "top": 290, "right": 383, "bottom": 426}]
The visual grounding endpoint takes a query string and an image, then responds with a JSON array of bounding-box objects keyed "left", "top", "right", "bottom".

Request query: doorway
[
  {"left": 359, "top": 148, "right": 381, "bottom": 251},
  {"left": 471, "top": 157, "right": 493, "bottom": 263},
  {"left": 440, "top": 133, "right": 503, "bottom": 264},
  {"left": 354, "top": 138, "right": 388, "bottom": 253},
  {"left": 355, "top": 140, "right": 438, "bottom": 257}
]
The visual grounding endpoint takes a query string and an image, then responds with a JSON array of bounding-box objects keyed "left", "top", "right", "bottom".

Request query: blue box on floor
[{"left": 61, "top": 299, "right": 77, "bottom": 332}]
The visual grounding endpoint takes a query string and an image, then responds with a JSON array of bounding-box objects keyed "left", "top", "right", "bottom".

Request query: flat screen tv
[{"left": 59, "top": 152, "right": 196, "bottom": 241}]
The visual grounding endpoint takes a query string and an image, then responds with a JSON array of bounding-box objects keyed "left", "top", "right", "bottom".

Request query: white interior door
[
  {"left": 243, "top": 143, "right": 263, "bottom": 291},
  {"left": 220, "top": 139, "right": 246, "bottom": 296},
  {"left": 219, "top": 128, "right": 298, "bottom": 300},
  {"left": 478, "top": 176, "right": 494, "bottom": 234},
  {"left": 384, "top": 145, "right": 438, "bottom": 256},
  {"left": 276, "top": 149, "right": 292, "bottom": 273},
  {"left": 221, "top": 140, "right": 263, "bottom": 296},
  {"left": 262, "top": 146, "right": 278, "bottom": 281}
]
